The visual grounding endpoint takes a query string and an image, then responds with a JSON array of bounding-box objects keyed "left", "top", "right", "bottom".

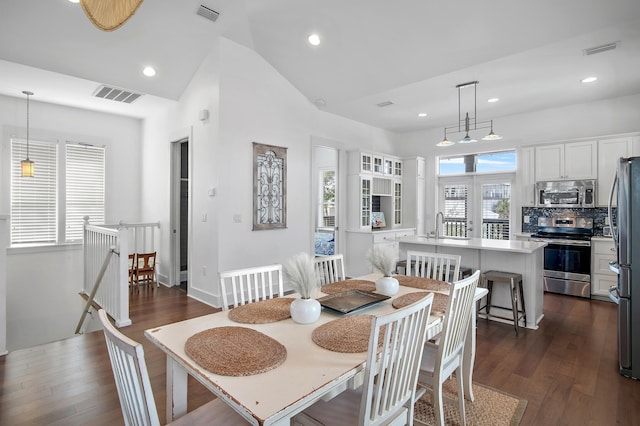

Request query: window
[
  {"left": 66, "top": 144, "right": 106, "bottom": 241},
  {"left": 439, "top": 150, "right": 516, "bottom": 176},
  {"left": 319, "top": 169, "right": 336, "bottom": 227},
  {"left": 10, "top": 138, "right": 105, "bottom": 245},
  {"left": 437, "top": 150, "right": 514, "bottom": 240},
  {"left": 10, "top": 139, "right": 58, "bottom": 244}
]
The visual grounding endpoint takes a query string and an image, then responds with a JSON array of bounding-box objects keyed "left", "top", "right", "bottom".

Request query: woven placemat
[
  {"left": 395, "top": 275, "right": 451, "bottom": 292},
  {"left": 185, "top": 326, "right": 286, "bottom": 376},
  {"left": 321, "top": 279, "right": 376, "bottom": 295},
  {"left": 227, "top": 298, "right": 295, "bottom": 324},
  {"left": 312, "top": 315, "right": 382, "bottom": 353},
  {"left": 392, "top": 291, "right": 449, "bottom": 314}
]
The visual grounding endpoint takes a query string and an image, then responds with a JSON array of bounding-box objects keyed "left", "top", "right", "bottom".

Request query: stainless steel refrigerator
[{"left": 608, "top": 156, "right": 640, "bottom": 380}]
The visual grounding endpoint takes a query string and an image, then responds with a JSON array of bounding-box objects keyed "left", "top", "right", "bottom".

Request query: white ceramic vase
[
  {"left": 290, "top": 298, "right": 321, "bottom": 324},
  {"left": 376, "top": 275, "right": 399, "bottom": 296}
]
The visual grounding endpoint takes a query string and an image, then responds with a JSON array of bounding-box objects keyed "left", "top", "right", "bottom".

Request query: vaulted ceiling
[{"left": 1, "top": 0, "right": 639, "bottom": 133}]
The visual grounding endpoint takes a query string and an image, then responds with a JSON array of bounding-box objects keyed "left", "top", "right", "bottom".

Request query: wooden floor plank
[{"left": 1, "top": 287, "right": 639, "bottom": 425}]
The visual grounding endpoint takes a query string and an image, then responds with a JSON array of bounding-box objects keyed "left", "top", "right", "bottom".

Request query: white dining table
[{"left": 144, "top": 277, "right": 488, "bottom": 425}]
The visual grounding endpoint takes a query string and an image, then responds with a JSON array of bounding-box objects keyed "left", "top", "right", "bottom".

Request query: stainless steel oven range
[{"left": 530, "top": 217, "right": 593, "bottom": 298}]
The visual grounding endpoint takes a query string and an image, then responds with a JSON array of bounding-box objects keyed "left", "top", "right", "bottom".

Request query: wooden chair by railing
[{"left": 135, "top": 252, "right": 157, "bottom": 289}]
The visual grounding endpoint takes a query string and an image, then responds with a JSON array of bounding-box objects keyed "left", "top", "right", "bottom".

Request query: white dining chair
[
  {"left": 415, "top": 270, "right": 481, "bottom": 426},
  {"left": 219, "top": 264, "right": 284, "bottom": 310},
  {"left": 313, "top": 253, "right": 346, "bottom": 286},
  {"left": 292, "top": 292, "right": 435, "bottom": 426},
  {"left": 406, "top": 250, "right": 461, "bottom": 283},
  {"left": 97, "top": 309, "right": 247, "bottom": 426}
]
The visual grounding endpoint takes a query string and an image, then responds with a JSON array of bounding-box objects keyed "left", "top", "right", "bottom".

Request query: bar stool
[{"left": 480, "top": 271, "right": 526, "bottom": 336}]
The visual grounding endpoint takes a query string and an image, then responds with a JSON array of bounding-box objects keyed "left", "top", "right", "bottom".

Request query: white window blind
[
  {"left": 10, "top": 138, "right": 58, "bottom": 244},
  {"left": 65, "top": 144, "right": 105, "bottom": 242}
]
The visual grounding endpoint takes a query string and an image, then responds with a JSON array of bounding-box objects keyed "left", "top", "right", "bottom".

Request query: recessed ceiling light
[
  {"left": 417, "top": 113, "right": 427, "bottom": 117},
  {"left": 581, "top": 76, "right": 598, "bottom": 83},
  {"left": 308, "top": 33, "right": 321, "bottom": 46},
  {"left": 143, "top": 66, "right": 156, "bottom": 77},
  {"left": 487, "top": 98, "right": 499, "bottom": 103},
  {"left": 68, "top": 0, "right": 80, "bottom": 3}
]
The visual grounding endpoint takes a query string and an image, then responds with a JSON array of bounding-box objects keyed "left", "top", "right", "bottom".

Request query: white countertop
[{"left": 397, "top": 236, "right": 547, "bottom": 254}]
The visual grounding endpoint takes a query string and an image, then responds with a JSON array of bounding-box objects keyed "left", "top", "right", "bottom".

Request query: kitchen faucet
[{"left": 435, "top": 211, "right": 444, "bottom": 239}]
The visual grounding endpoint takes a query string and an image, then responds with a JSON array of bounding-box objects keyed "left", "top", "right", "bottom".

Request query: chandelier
[
  {"left": 21, "top": 90, "right": 34, "bottom": 178},
  {"left": 437, "top": 81, "right": 502, "bottom": 147},
  {"left": 80, "top": 0, "right": 144, "bottom": 31}
]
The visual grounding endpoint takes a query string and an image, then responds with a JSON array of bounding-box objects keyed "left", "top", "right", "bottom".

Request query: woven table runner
[
  {"left": 228, "top": 297, "right": 295, "bottom": 324},
  {"left": 321, "top": 279, "right": 376, "bottom": 295},
  {"left": 395, "top": 275, "right": 451, "bottom": 292},
  {"left": 185, "top": 326, "right": 286, "bottom": 376},
  {"left": 392, "top": 291, "right": 449, "bottom": 314},
  {"left": 312, "top": 315, "right": 384, "bottom": 353}
]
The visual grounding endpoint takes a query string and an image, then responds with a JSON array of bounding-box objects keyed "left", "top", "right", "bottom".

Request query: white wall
[
  {"left": 0, "top": 96, "right": 144, "bottom": 351},
  {"left": 392, "top": 92, "right": 640, "bottom": 233},
  {"left": 142, "top": 37, "right": 396, "bottom": 307}
]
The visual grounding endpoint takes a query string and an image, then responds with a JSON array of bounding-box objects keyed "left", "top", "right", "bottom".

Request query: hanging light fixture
[
  {"left": 437, "top": 81, "right": 502, "bottom": 147},
  {"left": 79, "top": 0, "right": 144, "bottom": 31},
  {"left": 21, "top": 90, "right": 34, "bottom": 178}
]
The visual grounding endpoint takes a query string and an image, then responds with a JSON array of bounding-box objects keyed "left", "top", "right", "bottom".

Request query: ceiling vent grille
[
  {"left": 93, "top": 85, "right": 143, "bottom": 104},
  {"left": 584, "top": 41, "right": 619, "bottom": 56},
  {"left": 376, "top": 100, "right": 394, "bottom": 108},
  {"left": 196, "top": 5, "right": 219, "bottom": 22}
]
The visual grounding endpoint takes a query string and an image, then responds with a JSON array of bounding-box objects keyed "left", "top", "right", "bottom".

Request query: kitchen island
[{"left": 397, "top": 236, "right": 547, "bottom": 330}]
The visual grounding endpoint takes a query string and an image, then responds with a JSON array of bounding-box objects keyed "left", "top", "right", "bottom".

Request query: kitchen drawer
[
  {"left": 592, "top": 240, "right": 615, "bottom": 255},
  {"left": 593, "top": 253, "right": 616, "bottom": 275},
  {"left": 373, "top": 232, "right": 396, "bottom": 244},
  {"left": 395, "top": 230, "right": 415, "bottom": 239}
]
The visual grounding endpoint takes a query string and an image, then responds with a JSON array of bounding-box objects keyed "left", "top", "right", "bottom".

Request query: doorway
[
  {"left": 171, "top": 138, "right": 189, "bottom": 292},
  {"left": 312, "top": 142, "right": 343, "bottom": 257}
]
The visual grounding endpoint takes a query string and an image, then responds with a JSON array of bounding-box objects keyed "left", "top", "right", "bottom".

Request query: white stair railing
[
  {"left": 83, "top": 220, "right": 131, "bottom": 327},
  {"left": 81, "top": 218, "right": 161, "bottom": 328}
]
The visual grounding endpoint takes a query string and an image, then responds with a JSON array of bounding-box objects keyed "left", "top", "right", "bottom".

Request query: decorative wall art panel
[{"left": 253, "top": 142, "right": 287, "bottom": 230}]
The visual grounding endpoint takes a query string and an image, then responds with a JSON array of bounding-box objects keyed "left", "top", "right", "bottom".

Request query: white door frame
[
  {"left": 169, "top": 136, "right": 191, "bottom": 287},
  {"left": 310, "top": 137, "right": 346, "bottom": 256}
]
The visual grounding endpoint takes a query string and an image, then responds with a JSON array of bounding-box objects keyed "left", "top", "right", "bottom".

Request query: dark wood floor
[{"left": 1, "top": 286, "right": 639, "bottom": 425}]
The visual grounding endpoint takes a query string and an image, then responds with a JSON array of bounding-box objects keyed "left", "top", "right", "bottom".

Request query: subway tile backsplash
[{"left": 522, "top": 206, "right": 615, "bottom": 236}]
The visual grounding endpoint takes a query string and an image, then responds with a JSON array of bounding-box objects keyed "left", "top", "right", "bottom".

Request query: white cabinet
[
  {"left": 401, "top": 157, "right": 425, "bottom": 235},
  {"left": 597, "top": 137, "right": 633, "bottom": 206},
  {"left": 591, "top": 238, "right": 617, "bottom": 299},
  {"left": 346, "top": 228, "right": 416, "bottom": 277},
  {"left": 347, "top": 173, "right": 372, "bottom": 231},
  {"left": 519, "top": 147, "right": 536, "bottom": 206},
  {"left": 535, "top": 141, "right": 597, "bottom": 181},
  {"left": 372, "top": 155, "right": 384, "bottom": 175}
]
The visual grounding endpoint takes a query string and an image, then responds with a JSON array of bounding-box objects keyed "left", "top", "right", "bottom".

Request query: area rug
[{"left": 414, "top": 379, "right": 527, "bottom": 425}]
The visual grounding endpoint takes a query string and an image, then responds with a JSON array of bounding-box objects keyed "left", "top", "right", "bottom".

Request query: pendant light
[
  {"left": 21, "top": 90, "right": 34, "bottom": 178},
  {"left": 437, "top": 81, "right": 501, "bottom": 146}
]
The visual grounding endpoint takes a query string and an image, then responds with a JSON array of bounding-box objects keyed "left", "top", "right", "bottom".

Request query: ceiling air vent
[
  {"left": 376, "top": 100, "right": 394, "bottom": 108},
  {"left": 583, "top": 41, "right": 619, "bottom": 56},
  {"left": 93, "top": 85, "right": 143, "bottom": 104},
  {"left": 196, "top": 5, "right": 219, "bottom": 22}
]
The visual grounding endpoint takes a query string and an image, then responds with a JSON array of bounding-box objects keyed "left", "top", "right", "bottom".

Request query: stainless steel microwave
[{"left": 535, "top": 179, "right": 596, "bottom": 208}]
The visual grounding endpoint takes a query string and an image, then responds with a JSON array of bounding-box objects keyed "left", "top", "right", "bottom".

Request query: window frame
[{"left": 9, "top": 136, "right": 106, "bottom": 246}]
